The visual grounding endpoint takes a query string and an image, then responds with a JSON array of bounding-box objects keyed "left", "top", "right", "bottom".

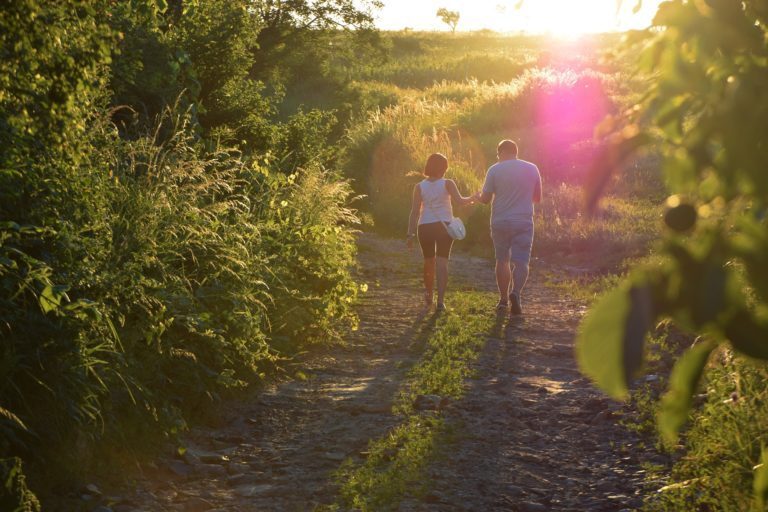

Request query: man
[{"left": 476, "top": 140, "right": 542, "bottom": 315}]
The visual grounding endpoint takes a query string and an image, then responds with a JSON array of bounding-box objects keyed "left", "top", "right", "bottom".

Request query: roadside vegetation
[{"left": 1, "top": 1, "right": 370, "bottom": 507}]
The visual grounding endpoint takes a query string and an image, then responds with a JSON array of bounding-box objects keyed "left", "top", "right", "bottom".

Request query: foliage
[
  {"left": 575, "top": 0, "right": 768, "bottom": 504},
  {"left": 108, "top": 0, "right": 199, "bottom": 127},
  {"left": 0, "top": 0, "right": 112, "bottom": 156},
  {"left": 436, "top": 8, "right": 460, "bottom": 33},
  {"left": 0, "top": 458, "right": 40, "bottom": 512},
  {"left": 250, "top": 0, "right": 386, "bottom": 126},
  {"left": 172, "top": 0, "right": 282, "bottom": 152},
  {"left": 644, "top": 354, "right": 768, "bottom": 511}
]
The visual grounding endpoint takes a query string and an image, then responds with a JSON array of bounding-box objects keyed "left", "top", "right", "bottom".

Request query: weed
[{"left": 334, "top": 291, "right": 493, "bottom": 510}]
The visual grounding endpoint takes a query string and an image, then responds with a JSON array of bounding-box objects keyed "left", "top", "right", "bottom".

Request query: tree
[
  {"left": 251, "top": 0, "right": 383, "bottom": 79},
  {"left": 436, "top": 8, "right": 460, "bottom": 33},
  {"left": 576, "top": 0, "right": 768, "bottom": 501}
]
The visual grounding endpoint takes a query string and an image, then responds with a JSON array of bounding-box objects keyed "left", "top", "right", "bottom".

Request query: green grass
[
  {"left": 641, "top": 354, "right": 768, "bottom": 511},
  {"left": 333, "top": 291, "right": 494, "bottom": 511}
]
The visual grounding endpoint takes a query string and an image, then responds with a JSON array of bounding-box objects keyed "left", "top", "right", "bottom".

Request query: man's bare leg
[
  {"left": 511, "top": 258, "right": 529, "bottom": 298},
  {"left": 495, "top": 259, "right": 511, "bottom": 304},
  {"left": 508, "top": 259, "right": 529, "bottom": 314}
]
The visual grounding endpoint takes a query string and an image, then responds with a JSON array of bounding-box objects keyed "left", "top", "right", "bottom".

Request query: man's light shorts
[{"left": 491, "top": 220, "right": 534, "bottom": 263}]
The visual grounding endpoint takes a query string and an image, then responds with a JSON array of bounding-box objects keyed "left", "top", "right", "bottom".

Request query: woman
[{"left": 406, "top": 153, "right": 474, "bottom": 310}]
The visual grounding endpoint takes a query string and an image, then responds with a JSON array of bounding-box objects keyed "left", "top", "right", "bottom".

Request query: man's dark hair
[
  {"left": 424, "top": 153, "right": 449, "bottom": 178},
  {"left": 497, "top": 139, "right": 518, "bottom": 158}
]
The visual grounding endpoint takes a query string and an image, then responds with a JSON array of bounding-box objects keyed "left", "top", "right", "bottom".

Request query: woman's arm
[
  {"left": 445, "top": 179, "right": 475, "bottom": 206},
  {"left": 407, "top": 184, "right": 422, "bottom": 246}
]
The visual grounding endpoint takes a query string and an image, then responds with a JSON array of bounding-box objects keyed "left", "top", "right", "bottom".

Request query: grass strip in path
[{"left": 331, "top": 291, "right": 495, "bottom": 511}]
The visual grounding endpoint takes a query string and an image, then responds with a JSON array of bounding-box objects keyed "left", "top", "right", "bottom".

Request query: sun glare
[
  {"left": 529, "top": 1, "right": 619, "bottom": 38},
  {"left": 523, "top": 0, "right": 622, "bottom": 37},
  {"left": 375, "top": 0, "right": 662, "bottom": 35}
]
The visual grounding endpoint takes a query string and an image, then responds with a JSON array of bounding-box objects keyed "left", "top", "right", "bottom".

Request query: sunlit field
[{"left": 342, "top": 32, "right": 659, "bottom": 269}]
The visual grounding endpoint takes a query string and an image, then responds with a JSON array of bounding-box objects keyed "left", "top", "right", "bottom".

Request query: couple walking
[{"left": 406, "top": 139, "right": 542, "bottom": 314}]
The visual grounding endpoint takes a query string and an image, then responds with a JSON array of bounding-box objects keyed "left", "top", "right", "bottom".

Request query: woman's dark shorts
[{"left": 418, "top": 222, "right": 453, "bottom": 259}]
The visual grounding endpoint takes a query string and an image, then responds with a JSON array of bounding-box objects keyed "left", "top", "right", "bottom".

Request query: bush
[{"left": 1, "top": 0, "right": 361, "bottom": 504}]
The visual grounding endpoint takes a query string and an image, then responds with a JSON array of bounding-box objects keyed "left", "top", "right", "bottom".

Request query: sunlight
[
  {"left": 523, "top": 0, "right": 624, "bottom": 37},
  {"left": 374, "top": 0, "right": 663, "bottom": 34}
]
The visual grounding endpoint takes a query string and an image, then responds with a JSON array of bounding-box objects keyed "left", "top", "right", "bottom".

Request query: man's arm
[
  {"left": 476, "top": 170, "right": 493, "bottom": 204},
  {"left": 477, "top": 190, "right": 493, "bottom": 204},
  {"left": 533, "top": 176, "right": 542, "bottom": 204}
]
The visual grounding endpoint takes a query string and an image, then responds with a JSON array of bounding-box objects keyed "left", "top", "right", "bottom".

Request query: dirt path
[
  {"left": 110, "top": 233, "right": 659, "bottom": 511},
  {"left": 414, "top": 271, "right": 653, "bottom": 511}
]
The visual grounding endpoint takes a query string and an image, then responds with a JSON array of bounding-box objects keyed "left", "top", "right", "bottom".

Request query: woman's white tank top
[{"left": 418, "top": 178, "right": 453, "bottom": 225}]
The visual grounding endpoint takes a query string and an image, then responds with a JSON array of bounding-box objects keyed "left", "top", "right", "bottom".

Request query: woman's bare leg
[
  {"left": 435, "top": 256, "right": 448, "bottom": 306},
  {"left": 423, "top": 257, "right": 435, "bottom": 305}
]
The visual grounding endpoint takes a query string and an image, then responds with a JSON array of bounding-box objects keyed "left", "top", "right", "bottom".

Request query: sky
[{"left": 372, "top": 0, "right": 664, "bottom": 35}]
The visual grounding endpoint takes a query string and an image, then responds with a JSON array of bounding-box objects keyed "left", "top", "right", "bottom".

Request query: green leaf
[
  {"left": 576, "top": 283, "right": 654, "bottom": 399},
  {"left": 658, "top": 340, "right": 715, "bottom": 444},
  {"left": 724, "top": 309, "right": 768, "bottom": 360},
  {"left": 691, "top": 263, "right": 728, "bottom": 327},
  {"left": 755, "top": 448, "right": 768, "bottom": 511},
  {"left": 39, "top": 285, "right": 61, "bottom": 313},
  {"left": 624, "top": 286, "right": 654, "bottom": 380}
]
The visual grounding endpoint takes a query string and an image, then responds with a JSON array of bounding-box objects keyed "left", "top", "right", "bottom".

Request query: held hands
[
  {"left": 406, "top": 234, "right": 416, "bottom": 251},
  {"left": 464, "top": 192, "right": 480, "bottom": 206}
]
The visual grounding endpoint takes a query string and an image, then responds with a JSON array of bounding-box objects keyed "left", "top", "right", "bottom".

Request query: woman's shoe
[
  {"left": 436, "top": 303, "right": 447, "bottom": 312},
  {"left": 495, "top": 300, "right": 509, "bottom": 312}
]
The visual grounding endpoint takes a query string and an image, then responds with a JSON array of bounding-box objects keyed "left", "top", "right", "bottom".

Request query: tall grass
[
  {"left": 1, "top": 104, "right": 360, "bottom": 501},
  {"left": 360, "top": 31, "right": 621, "bottom": 89}
]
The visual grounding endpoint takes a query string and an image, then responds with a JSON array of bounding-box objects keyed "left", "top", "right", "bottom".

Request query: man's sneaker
[{"left": 509, "top": 293, "right": 522, "bottom": 315}]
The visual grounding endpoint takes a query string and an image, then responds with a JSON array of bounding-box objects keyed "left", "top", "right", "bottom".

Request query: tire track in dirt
[{"left": 112, "top": 233, "right": 659, "bottom": 511}]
